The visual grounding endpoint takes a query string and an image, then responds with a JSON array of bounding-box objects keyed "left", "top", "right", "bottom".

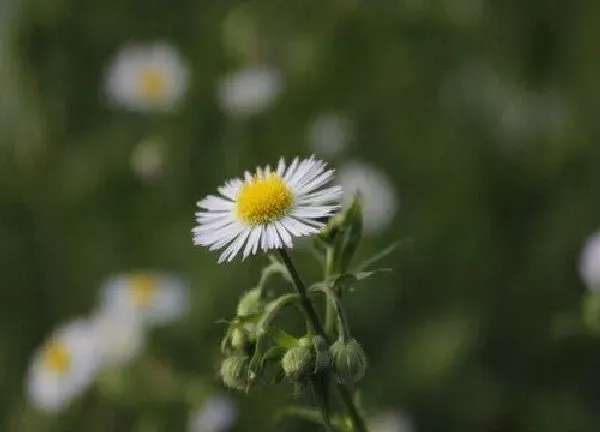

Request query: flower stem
[
  {"left": 277, "top": 248, "right": 368, "bottom": 432},
  {"left": 324, "top": 247, "right": 336, "bottom": 338}
]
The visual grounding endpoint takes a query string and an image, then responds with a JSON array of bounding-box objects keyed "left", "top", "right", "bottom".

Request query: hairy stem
[
  {"left": 324, "top": 247, "right": 336, "bottom": 338},
  {"left": 278, "top": 248, "right": 367, "bottom": 432}
]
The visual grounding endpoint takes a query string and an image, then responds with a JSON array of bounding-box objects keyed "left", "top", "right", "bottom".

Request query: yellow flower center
[
  {"left": 129, "top": 274, "right": 158, "bottom": 308},
  {"left": 236, "top": 174, "right": 294, "bottom": 225},
  {"left": 139, "top": 68, "right": 167, "bottom": 101},
  {"left": 42, "top": 340, "right": 71, "bottom": 373}
]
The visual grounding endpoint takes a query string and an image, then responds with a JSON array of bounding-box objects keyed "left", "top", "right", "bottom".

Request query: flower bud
[
  {"left": 281, "top": 337, "right": 314, "bottom": 381},
  {"left": 330, "top": 338, "right": 367, "bottom": 385},
  {"left": 236, "top": 288, "right": 264, "bottom": 317},
  {"left": 220, "top": 354, "right": 250, "bottom": 391}
]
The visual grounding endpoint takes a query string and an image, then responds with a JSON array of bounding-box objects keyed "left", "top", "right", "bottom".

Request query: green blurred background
[{"left": 2, "top": 0, "right": 600, "bottom": 430}]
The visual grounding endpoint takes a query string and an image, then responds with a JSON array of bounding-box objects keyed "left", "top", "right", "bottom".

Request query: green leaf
[
  {"left": 268, "top": 327, "right": 298, "bottom": 349},
  {"left": 354, "top": 239, "right": 411, "bottom": 272}
]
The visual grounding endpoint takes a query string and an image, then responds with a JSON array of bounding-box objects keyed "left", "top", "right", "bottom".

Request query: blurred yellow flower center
[
  {"left": 236, "top": 174, "right": 294, "bottom": 225},
  {"left": 139, "top": 68, "right": 167, "bottom": 101},
  {"left": 42, "top": 340, "right": 70, "bottom": 373},
  {"left": 129, "top": 275, "right": 158, "bottom": 308}
]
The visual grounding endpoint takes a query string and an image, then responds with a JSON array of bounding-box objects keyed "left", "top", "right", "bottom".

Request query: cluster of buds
[{"left": 216, "top": 194, "right": 387, "bottom": 432}]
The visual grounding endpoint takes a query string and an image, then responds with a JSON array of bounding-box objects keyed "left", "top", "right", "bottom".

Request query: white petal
[
  {"left": 277, "top": 158, "right": 286, "bottom": 176},
  {"left": 294, "top": 169, "right": 335, "bottom": 195},
  {"left": 267, "top": 224, "right": 281, "bottom": 249},
  {"left": 274, "top": 221, "right": 293, "bottom": 248},
  {"left": 291, "top": 205, "right": 339, "bottom": 218},
  {"left": 243, "top": 226, "right": 262, "bottom": 259},
  {"left": 197, "top": 195, "right": 235, "bottom": 211},
  {"left": 283, "top": 157, "right": 300, "bottom": 181},
  {"left": 219, "top": 228, "right": 252, "bottom": 263},
  {"left": 297, "top": 185, "right": 343, "bottom": 204}
]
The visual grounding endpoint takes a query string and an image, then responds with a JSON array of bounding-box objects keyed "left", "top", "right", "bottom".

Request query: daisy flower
[
  {"left": 27, "top": 319, "right": 101, "bottom": 413},
  {"left": 337, "top": 161, "right": 398, "bottom": 235},
  {"left": 99, "top": 272, "right": 189, "bottom": 326},
  {"left": 217, "top": 66, "right": 283, "bottom": 117},
  {"left": 104, "top": 42, "right": 190, "bottom": 112},
  {"left": 192, "top": 156, "right": 343, "bottom": 263}
]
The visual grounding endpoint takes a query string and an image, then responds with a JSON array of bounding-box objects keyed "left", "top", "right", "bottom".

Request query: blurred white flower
[
  {"left": 188, "top": 394, "right": 238, "bottom": 432},
  {"left": 337, "top": 161, "right": 398, "bottom": 235},
  {"left": 130, "top": 138, "right": 165, "bottom": 182},
  {"left": 308, "top": 113, "right": 353, "bottom": 157},
  {"left": 580, "top": 232, "right": 600, "bottom": 291},
  {"left": 104, "top": 42, "right": 190, "bottom": 112},
  {"left": 90, "top": 311, "right": 146, "bottom": 367},
  {"left": 99, "top": 273, "right": 189, "bottom": 326},
  {"left": 368, "top": 411, "right": 415, "bottom": 432},
  {"left": 27, "top": 319, "right": 101, "bottom": 413},
  {"left": 217, "top": 66, "right": 283, "bottom": 117},
  {"left": 442, "top": 65, "right": 570, "bottom": 147}
]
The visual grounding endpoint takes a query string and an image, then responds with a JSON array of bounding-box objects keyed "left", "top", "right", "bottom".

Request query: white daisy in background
[
  {"left": 193, "top": 156, "right": 342, "bottom": 263},
  {"left": 367, "top": 411, "right": 416, "bottom": 432},
  {"left": 580, "top": 231, "right": 600, "bottom": 291},
  {"left": 104, "top": 42, "right": 190, "bottom": 112},
  {"left": 308, "top": 112, "right": 353, "bottom": 157},
  {"left": 130, "top": 138, "right": 165, "bottom": 183},
  {"left": 90, "top": 311, "right": 146, "bottom": 367},
  {"left": 217, "top": 66, "right": 283, "bottom": 117},
  {"left": 27, "top": 319, "right": 101, "bottom": 413},
  {"left": 188, "top": 394, "right": 238, "bottom": 432},
  {"left": 99, "top": 273, "right": 189, "bottom": 326},
  {"left": 337, "top": 161, "right": 398, "bottom": 235}
]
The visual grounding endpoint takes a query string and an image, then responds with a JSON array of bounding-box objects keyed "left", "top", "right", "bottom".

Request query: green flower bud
[
  {"left": 220, "top": 354, "right": 250, "bottom": 391},
  {"left": 330, "top": 338, "right": 367, "bottom": 385},
  {"left": 317, "top": 214, "right": 345, "bottom": 246},
  {"left": 281, "top": 337, "right": 314, "bottom": 381},
  {"left": 236, "top": 288, "right": 264, "bottom": 317}
]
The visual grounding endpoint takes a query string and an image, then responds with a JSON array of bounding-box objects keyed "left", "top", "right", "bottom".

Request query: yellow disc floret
[
  {"left": 139, "top": 68, "right": 167, "bottom": 101},
  {"left": 129, "top": 274, "right": 158, "bottom": 308},
  {"left": 42, "top": 340, "right": 71, "bottom": 373},
  {"left": 236, "top": 174, "right": 294, "bottom": 225}
]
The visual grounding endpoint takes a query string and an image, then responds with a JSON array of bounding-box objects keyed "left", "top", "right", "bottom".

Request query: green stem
[
  {"left": 324, "top": 247, "right": 336, "bottom": 338},
  {"left": 311, "top": 381, "right": 334, "bottom": 432},
  {"left": 277, "top": 249, "right": 368, "bottom": 432}
]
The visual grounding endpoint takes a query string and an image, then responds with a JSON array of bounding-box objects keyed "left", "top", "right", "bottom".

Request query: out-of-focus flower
[
  {"left": 99, "top": 273, "right": 189, "bottom": 326},
  {"left": 130, "top": 138, "right": 165, "bottom": 182},
  {"left": 217, "top": 67, "right": 283, "bottom": 117},
  {"left": 337, "top": 161, "right": 397, "bottom": 235},
  {"left": 27, "top": 319, "right": 101, "bottom": 413},
  {"left": 188, "top": 394, "right": 238, "bottom": 432},
  {"left": 192, "top": 156, "right": 342, "bottom": 262},
  {"left": 442, "top": 65, "right": 570, "bottom": 146},
  {"left": 308, "top": 113, "right": 353, "bottom": 157},
  {"left": 90, "top": 311, "right": 146, "bottom": 367},
  {"left": 580, "top": 232, "right": 600, "bottom": 291},
  {"left": 104, "top": 42, "right": 190, "bottom": 112},
  {"left": 368, "top": 411, "right": 415, "bottom": 432}
]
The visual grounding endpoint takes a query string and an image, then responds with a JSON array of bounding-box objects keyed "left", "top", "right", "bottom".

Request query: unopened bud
[
  {"left": 236, "top": 288, "right": 264, "bottom": 317},
  {"left": 281, "top": 337, "right": 314, "bottom": 381},
  {"left": 220, "top": 354, "right": 250, "bottom": 391},
  {"left": 330, "top": 338, "right": 367, "bottom": 385}
]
